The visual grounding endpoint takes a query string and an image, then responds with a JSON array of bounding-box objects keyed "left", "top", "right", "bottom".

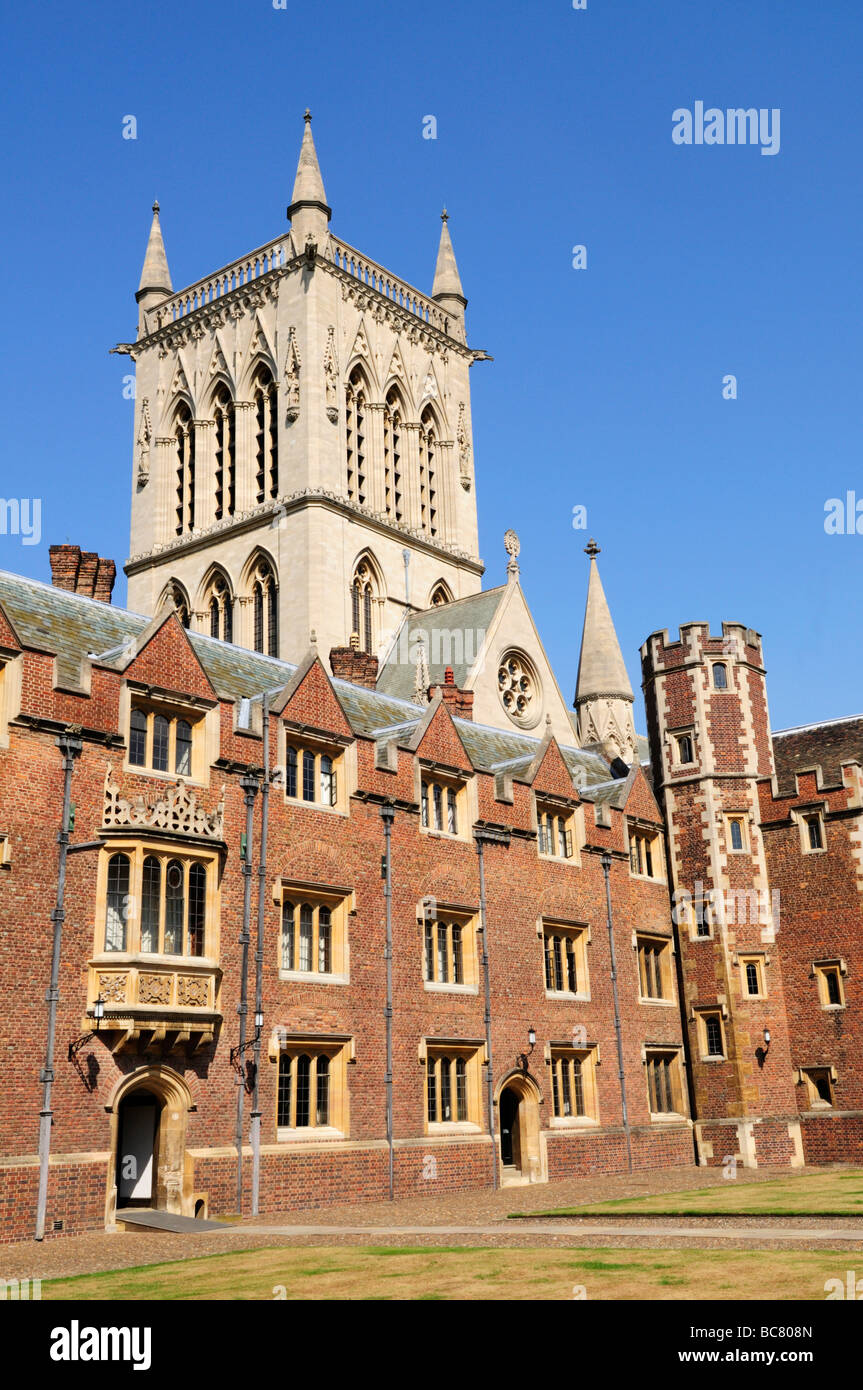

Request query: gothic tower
[
  {"left": 641, "top": 621, "right": 801, "bottom": 1168},
  {"left": 123, "top": 113, "right": 485, "bottom": 663}
]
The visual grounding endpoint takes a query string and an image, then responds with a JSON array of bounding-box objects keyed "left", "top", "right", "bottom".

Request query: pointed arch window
[
  {"left": 163, "top": 581, "right": 190, "bottom": 629},
  {"left": 252, "top": 366, "right": 279, "bottom": 505},
  {"left": 345, "top": 367, "right": 367, "bottom": 504},
  {"left": 250, "top": 556, "right": 279, "bottom": 658},
  {"left": 350, "top": 560, "right": 376, "bottom": 654},
  {"left": 430, "top": 582, "right": 452, "bottom": 608},
  {"left": 206, "top": 573, "right": 234, "bottom": 644},
  {"left": 174, "top": 403, "right": 195, "bottom": 536},
  {"left": 383, "top": 387, "right": 404, "bottom": 521},
  {"left": 419, "top": 407, "right": 438, "bottom": 538},
  {"left": 213, "top": 385, "right": 236, "bottom": 521}
]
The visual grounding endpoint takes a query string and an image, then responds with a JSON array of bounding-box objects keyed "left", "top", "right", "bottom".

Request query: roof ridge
[{"left": 773, "top": 714, "right": 863, "bottom": 737}]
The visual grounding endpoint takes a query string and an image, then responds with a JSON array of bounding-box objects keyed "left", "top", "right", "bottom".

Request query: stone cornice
[{"left": 125, "top": 492, "right": 484, "bottom": 576}]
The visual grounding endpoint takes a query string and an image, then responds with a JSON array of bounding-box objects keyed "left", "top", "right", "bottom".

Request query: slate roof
[
  {"left": 376, "top": 588, "right": 505, "bottom": 700},
  {"left": 772, "top": 715, "right": 863, "bottom": 796},
  {"left": 0, "top": 568, "right": 625, "bottom": 797}
]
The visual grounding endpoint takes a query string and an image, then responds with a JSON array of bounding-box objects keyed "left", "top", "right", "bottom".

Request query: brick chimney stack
[
  {"left": 329, "top": 632, "right": 379, "bottom": 689},
  {"left": 430, "top": 666, "right": 474, "bottom": 720},
  {"left": 49, "top": 545, "right": 117, "bottom": 603}
]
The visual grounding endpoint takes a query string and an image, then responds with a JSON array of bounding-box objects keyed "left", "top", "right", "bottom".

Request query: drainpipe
[
  {"left": 475, "top": 829, "right": 498, "bottom": 1191},
  {"left": 35, "top": 728, "right": 83, "bottom": 1241},
  {"left": 235, "top": 774, "right": 259, "bottom": 1213},
  {"left": 250, "top": 693, "right": 273, "bottom": 1217},
  {"left": 601, "top": 850, "right": 633, "bottom": 1172},
  {"left": 381, "top": 803, "right": 395, "bottom": 1200}
]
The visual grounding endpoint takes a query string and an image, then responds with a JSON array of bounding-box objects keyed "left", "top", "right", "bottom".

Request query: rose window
[{"left": 498, "top": 651, "right": 540, "bottom": 727}]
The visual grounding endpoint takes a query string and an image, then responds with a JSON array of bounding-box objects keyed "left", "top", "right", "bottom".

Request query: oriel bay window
[
  {"left": 425, "top": 1044, "right": 482, "bottom": 1128},
  {"left": 129, "top": 703, "right": 201, "bottom": 778},
  {"left": 276, "top": 1041, "right": 348, "bottom": 1135},
  {"left": 100, "top": 844, "right": 218, "bottom": 958},
  {"left": 279, "top": 887, "right": 349, "bottom": 980},
  {"left": 542, "top": 921, "right": 588, "bottom": 997},
  {"left": 549, "top": 1047, "right": 598, "bottom": 1123}
]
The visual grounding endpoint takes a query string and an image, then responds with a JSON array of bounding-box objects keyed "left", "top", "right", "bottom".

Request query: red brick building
[{"left": 1, "top": 117, "right": 859, "bottom": 1244}]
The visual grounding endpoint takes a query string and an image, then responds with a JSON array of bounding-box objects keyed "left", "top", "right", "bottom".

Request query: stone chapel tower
[{"left": 123, "top": 113, "right": 485, "bottom": 663}]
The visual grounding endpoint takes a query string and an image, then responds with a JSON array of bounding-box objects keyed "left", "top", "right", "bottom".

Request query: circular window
[{"left": 497, "top": 650, "right": 541, "bottom": 729}]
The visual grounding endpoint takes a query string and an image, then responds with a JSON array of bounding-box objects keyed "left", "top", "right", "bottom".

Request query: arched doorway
[
  {"left": 116, "top": 1089, "right": 160, "bottom": 1206},
  {"left": 105, "top": 1066, "right": 196, "bottom": 1227},
  {"left": 496, "top": 1073, "right": 547, "bottom": 1186},
  {"left": 499, "top": 1087, "right": 521, "bottom": 1170}
]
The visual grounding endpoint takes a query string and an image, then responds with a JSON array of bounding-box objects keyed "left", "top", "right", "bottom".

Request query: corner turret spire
[
  {"left": 287, "top": 110, "right": 332, "bottom": 245},
  {"left": 574, "top": 541, "right": 638, "bottom": 764},
  {"left": 135, "top": 201, "right": 172, "bottom": 338},
  {"left": 432, "top": 208, "right": 466, "bottom": 310}
]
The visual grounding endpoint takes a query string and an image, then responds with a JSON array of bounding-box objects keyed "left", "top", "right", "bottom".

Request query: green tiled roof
[{"left": 376, "top": 588, "right": 505, "bottom": 700}]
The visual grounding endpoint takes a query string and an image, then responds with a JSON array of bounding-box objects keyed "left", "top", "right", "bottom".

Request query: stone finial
[
  {"left": 504, "top": 528, "right": 520, "bottom": 582},
  {"left": 137, "top": 200, "right": 172, "bottom": 299},
  {"left": 413, "top": 642, "right": 430, "bottom": 706},
  {"left": 584, "top": 537, "right": 601, "bottom": 559},
  {"left": 310, "top": 629, "right": 317, "bottom": 646}
]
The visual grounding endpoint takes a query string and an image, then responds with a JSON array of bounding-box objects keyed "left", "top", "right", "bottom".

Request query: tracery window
[
  {"left": 252, "top": 366, "right": 279, "bottom": 504},
  {"left": 174, "top": 403, "right": 195, "bottom": 536},
  {"left": 213, "top": 385, "right": 236, "bottom": 520},
  {"left": 350, "top": 560, "right": 375, "bottom": 654},
  {"left": 383, "top": 387, "right": 404, "bottom": 521},
  {"left": 345, "top": 367, "right": 367, "bottom": 504},
  {"left": 250, "top": 557, "right": 278, "bottom": 658},
  {"left": 205, "top": 573, "right": 234, "bottom": 643},
  {"left": 419, "top": 406, "right": 438, "bottom": 537}
]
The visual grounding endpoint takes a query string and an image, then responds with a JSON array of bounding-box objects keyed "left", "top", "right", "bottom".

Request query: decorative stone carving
[
  {"left": 324, "top": 326, "right": 339, "bottom": 422},
  {"left": 136, "top": 399, "right": 151, "bottom": 486},
  {"left": 284, "top": 327, "right": 301, "bottom": 422},
  {"left": 138, "top": 973, "right": 173, "bottom": 1005},
  {"left": 176, "top": 975, "right": 209, "bottom": 1008},
  {"left": 457, "top": 402, "right": 472, "bottom": 491},
  {"left": 103, "top": 765, "right": 225, "bottom": 841},
  {"left": 97, "top": 973, "right": 128, "bottom": 1003}
]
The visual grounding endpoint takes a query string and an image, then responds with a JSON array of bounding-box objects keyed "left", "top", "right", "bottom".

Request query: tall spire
[
  {"left": 574, "top": 540, "right": 637, "bottom": 764},
  {"left": 287, "top": 110, "right": 331, "bottom": 242},
  {"left": 135, "top": 201, "right": 172, "bottom": 338},
  {"left": 432, "top": 209, "right": 466, "bottom": 309}
]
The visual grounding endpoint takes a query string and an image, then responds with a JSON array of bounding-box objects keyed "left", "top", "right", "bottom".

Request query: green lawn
[
  {"left": 41, "top": 1244, "right": 857, "bottom": 1301},
  {"left": 524, "top": 1170, "right": 863, "bottom": 1219}
]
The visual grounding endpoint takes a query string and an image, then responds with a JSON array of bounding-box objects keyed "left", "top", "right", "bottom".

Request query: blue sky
[{"left": 2, "top": 0, "right": 861, "bottom": 732}]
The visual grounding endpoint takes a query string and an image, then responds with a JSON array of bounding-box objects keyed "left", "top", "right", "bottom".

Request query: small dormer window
[
  {"left": 284, "top": 744, "right": 341, "bottom": 809},
  {"left": 536, "top": 805, "right": 575, "bottom": 860},
  {"left": 129, "top": 704, "right": 198, "bottom": 778},
  {"left": 420, "top": 774, "right": 466, "bottom": 837}
]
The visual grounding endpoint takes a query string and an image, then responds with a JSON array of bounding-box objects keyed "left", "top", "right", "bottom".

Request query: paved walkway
[{"left": 1, "top": 1164, "right": 859, "bottom": 1282}]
